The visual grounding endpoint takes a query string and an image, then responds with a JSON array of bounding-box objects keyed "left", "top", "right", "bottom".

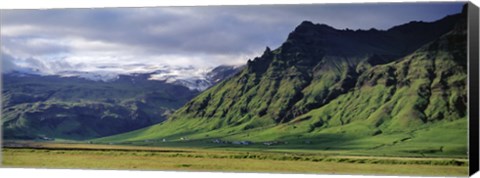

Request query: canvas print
[{"left": 0, "top": 2, "right": 476, "bottom": 176}]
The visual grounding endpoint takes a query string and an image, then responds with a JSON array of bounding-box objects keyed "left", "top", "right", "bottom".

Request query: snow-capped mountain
[
  {"left": 148, "top": 65, "right": 244, "bottom": 91},
  {"left": 4, "top": 64, "right": 243, "bottom": 91},
  {"left": 206, "top": 65, "right": 243, "bottom": 83}
]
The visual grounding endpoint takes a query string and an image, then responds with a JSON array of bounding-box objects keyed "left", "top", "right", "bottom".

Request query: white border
[
  {"left": 0, "top": 0, "right": 474, "bottom": 9},
  {"left": 1, "top": 0, "right": 479, "bottom": 178}
]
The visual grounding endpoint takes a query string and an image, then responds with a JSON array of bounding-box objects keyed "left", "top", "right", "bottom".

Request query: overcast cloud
[{"left": 1, "top": 2, "right": 464, "bottom": 75}]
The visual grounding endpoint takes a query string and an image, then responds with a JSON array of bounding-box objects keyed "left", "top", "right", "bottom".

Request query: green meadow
[
  {"left": 94, "top": 116, "right": 468, "bottom": 158},
  {"left": 2, "top": 142, "right": 468, "bottom": 176}
]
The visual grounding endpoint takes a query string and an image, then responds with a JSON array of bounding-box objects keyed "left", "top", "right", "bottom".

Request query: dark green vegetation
[
  {"left": 98, "top": 7, "right": 468, "bottom": 158},
  {"left": 2, "top": 73, "right": 197, "bottom": 140}
]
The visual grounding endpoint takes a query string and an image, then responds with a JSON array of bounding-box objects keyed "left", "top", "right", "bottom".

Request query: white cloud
[
  {"left": 1, "top": 3, "right": 464, "bottom": 77},
  {"left": 1, "top": 25, "right": 40, "bottom": 36}
]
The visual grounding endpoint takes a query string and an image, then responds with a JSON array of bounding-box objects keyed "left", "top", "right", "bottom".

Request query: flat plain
[{"left": 1, "top": 141, "right": 468, "bottom": 176}]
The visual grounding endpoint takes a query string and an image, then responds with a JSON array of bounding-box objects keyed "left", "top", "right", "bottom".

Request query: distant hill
[{"left": 1, "top": 65, "right": 241, "bottom": 140}]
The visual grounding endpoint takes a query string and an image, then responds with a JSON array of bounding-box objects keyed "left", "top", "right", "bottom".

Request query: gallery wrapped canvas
[{"left": 1, "top": 1, "right": 479, "bottom": 177}]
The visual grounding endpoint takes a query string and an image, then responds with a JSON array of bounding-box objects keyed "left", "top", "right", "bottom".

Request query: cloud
[
  {"left": 1, "top": 53, "right": 18, "bottom": 73},
  {"left": 0, "top": 3, "right": 464, "bottom": 75}
]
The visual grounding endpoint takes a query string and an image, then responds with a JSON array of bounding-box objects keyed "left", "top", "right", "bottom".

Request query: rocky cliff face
[{"left": 170, "top": 10, "right": 466, "bottom": 129}]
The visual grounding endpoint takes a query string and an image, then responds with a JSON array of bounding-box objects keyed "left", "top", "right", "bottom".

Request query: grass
[
  {"left": 94, "top": 116, "right": 467, "bottom": 158},
  {"left": 1, "top": 142, "right": 468, "bottom": 176}
]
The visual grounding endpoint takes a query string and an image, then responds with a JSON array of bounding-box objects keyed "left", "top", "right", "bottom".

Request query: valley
[{"left": 1, "top": 4, "right": 470, "bottom": 176}]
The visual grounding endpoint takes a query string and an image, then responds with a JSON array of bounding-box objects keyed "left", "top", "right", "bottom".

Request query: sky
[{"left": 0, "top": 2, "right": 465, "bottom": 76}]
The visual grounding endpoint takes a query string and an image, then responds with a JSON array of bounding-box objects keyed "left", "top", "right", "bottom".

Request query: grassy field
[
  {"left": 1, "top": 141, "right": 468, "bottom": 176},
  {"left": 95, "top": 114, "right": 468, "bottom": 158}
]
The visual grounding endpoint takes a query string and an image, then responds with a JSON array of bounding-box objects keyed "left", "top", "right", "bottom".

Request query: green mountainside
[{"left": 98, "top": 8, "right": 468, "bottom": 156}]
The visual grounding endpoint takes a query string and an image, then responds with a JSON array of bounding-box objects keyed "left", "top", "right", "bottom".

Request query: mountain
[
  {"left": 2, "top": 64, "right": 242, "bottom": 140},
  {"left": 169, "top": 10, "right": 465, "bottom": 124},
  {"left": 2, "top": 56, "right": 243, "bottom": 92},
  {"left": 169, "top": 10, "right": 466, "bottom": 125},
  {"left": 1, "top": 73, "right": 198, "bottom": 140},
  {"left": 1, "top": 64, "right": 243, "bottom": 140},
  {"left": 206, "top": 65, "right": 245, "bottom": 84},
  {"left": 98, "top": 8, "right": 468, "bottom": 156},
  {"left": 149, "top": 65, "right": 244, "bottom": 91}
]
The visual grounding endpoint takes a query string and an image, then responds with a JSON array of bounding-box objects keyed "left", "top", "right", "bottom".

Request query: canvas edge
[
  {"left": 0, "top": 9, "right": 4, "bottom": 166},
  {"left": 468, "top": 1, "right": 480, "bottom": 176}
]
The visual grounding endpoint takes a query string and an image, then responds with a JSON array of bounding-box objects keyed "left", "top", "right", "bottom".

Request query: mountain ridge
[
  {"left": 96, "top": 8, "right": 468, "bottom": 157},
  {"left": 170, "top": 10, "right": 464, "bottom": 124}
]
